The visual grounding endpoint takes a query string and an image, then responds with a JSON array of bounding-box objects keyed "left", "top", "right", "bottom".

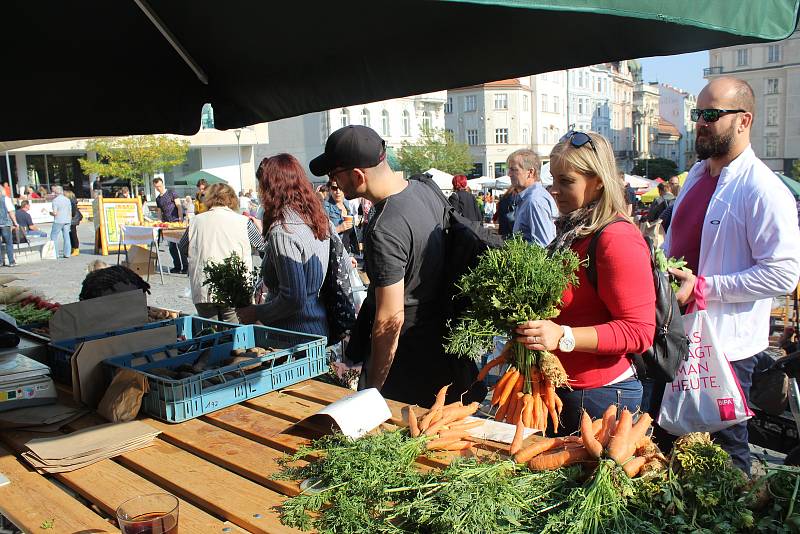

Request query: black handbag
[
  {"left": 587, "top": 219, "right": 690, "bottom": 382},
  {"left": 320, "top": 225, "right": 356, "bottom": 346}
]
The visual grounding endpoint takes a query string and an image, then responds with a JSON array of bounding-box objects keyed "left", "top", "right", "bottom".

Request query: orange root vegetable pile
[
  {"left": 482, "top": 363, "right": 563, "bottom": 434},
  {"left": 514, "top": 407, "right": 667, "bottom": 477},
  {"left": 404, "top": 384, "right": 482, "bottom": 452}
]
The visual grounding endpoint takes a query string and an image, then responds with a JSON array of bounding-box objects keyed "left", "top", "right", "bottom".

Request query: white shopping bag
[
  {"left": 40, "top": 240, "right": 57, "bottom": 260},
  {"left": 657, "top": 309, "right": 754, "bottom": 435}
]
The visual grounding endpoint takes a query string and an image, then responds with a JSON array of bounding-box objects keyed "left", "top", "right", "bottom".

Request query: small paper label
[{"left": 717, "top": 397, "right": 736, "bottom": 421}]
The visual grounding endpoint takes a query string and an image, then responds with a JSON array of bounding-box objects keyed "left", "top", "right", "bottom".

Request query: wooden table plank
[
  {"left": 0, "top": 444, "right": 118, "bottom": 534},
  {"left": 145, "top": 417, "right": 302, "bottom": 497},
  {"left": 243, "top": 391, "right": 326, "bottom": 422},
  {"left": 0, "top": 429, "right": 248, "bottom": 534},
  {"left": 203, "top": 404, "right": 314, "bottom": 454}
]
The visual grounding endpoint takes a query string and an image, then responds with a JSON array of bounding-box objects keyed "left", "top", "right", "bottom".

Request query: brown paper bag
[{"left": 97, "top": 368, "right": 150, "bottom": 423}]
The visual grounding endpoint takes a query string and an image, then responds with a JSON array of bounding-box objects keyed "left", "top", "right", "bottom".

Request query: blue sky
[{"left": 639, "top": 51, "right": 709, "bottom": 96}]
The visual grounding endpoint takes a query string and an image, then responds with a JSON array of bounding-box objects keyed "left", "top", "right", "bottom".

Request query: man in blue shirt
[
  {"left": 507, "top": 149, "right": 557, "bottom": 246},
  {"left": 49, "top": 185, "right": 72, "bottom": 259}
]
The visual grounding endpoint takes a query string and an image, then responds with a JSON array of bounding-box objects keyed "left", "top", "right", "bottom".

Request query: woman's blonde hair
[
  {"left": 549, "top": 131, "right": 630, "bottom": 237},
  {"left": 203, "top": 183, "right": 239, "bottom": 211}
]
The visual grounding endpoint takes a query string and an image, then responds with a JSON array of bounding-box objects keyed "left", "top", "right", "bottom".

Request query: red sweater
[{"left": 556, "top": 221, "right": 656, "bottom": 389}]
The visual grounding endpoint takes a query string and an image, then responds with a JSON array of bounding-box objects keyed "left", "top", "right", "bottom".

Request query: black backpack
[
  {"left": 320, "top": 224, "right": 356, "bottom": 346},
  {"left": 411, "top": 174, "right": 504, "bottom": 321},
  {"left": 587, "top": 219, "right": 689, "bottom": 382}
]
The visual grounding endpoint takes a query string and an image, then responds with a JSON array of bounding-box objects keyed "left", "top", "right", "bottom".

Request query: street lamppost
[{"left": 234, "top": 129, "right": 242, "bottom": 192}]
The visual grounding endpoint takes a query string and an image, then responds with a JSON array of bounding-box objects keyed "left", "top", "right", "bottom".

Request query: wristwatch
[{"left": 558, "top": 325, "right": 576, "bottom": 353}]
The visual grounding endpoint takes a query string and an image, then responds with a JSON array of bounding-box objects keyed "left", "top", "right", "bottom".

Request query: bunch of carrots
[
  {"left": 405, "top": 385, "right": 483, "bottom": 452},
  {"left": 478, "top": 342, "right": 567, "bottom": 434},
  {"left": 508, "top": 405, "right": 667, "bottom": 477}
]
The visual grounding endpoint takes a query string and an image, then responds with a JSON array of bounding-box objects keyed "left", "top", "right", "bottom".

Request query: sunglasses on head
[
  {"left": 559, "top": 130, "right": 596, "bottom": 152},
  {"left": 328, "top": 184, "right": 339, "bottom": 191},
  {"left": 690, "top": 108, "right": 746, "bottom": 123}
]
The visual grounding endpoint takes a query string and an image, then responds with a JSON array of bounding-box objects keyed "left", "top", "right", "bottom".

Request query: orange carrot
[
  {"left": 426, "top": 402, "right": 480, "bottom": 435},
  {"left": 432, "top": 384, "right": 450, "bottom": 411},
  {"left": 591, "top": 417, "right": 604, "bottom": 436},
  {"left": 425, "top": 436, "right": 462, "bottom": 450},
  {"left": 522, "top": 393, "right": 534, "bottom": 429},
  {"left": 509, "top": 416, "right": 525, "bottom": 455},
  {"left": 407, "top": 406, "right": 420, "bottom": 437},
  {"left": 554, "top": 394, "right": 563, "bottom": 415},
  {"left": 418, "top": 407, "right": 440, "bottom": 432},
  {"left": 596, "top": 404, "right": 618, "bottom": 447},
  {"left": 528, "top": 446, "right": 592, "bottom": 470},
  {"left": 491, "top": 367, "right": 517, "bottom": 405},
  {"left": 438, "top": 440, "right": 474, "bottom": 451},
  {"left": 447, "top": 419, "right": 484, "bottom": 431},
  {"left": 622, "top": 456, "right": 648, "bottom": 478},
  {"left": 514, "top": 437, "right": 560, "bottom": 463},
  {"left": 580, "top": 411, "right": 603, "bottom": 459},
  {"left": 607, "top": 408, "right": 633, "bottom": 463},
  {"left": 511, "top": 392, "right": 525, "bottom": 425},
  {"left": 624, "top": 413, "right": 653, "bottom": 458},
  {"left": 543, "top": 380, "right": 559, "bottom": 433},
  {"left": 433, "top": 428, "right": 472, "bottom": 441},
  {"left": 476, "top": 347, "right": 508, "bottom": 382},
  {"left": 537, "top": 394, "right": 547, "bottom": 431},
  {"left": 496, "top": 370, "right": 521, "bottom": 408},
  {"left": 494, "top": 395, "right": 511, "bottom": 422},
  {"left": 505, "top": 394, "right": 518, "bottom": 424}
]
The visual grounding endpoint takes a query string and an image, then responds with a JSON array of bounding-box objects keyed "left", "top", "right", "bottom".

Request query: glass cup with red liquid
[{"left": 116, "top": 493, "right": 179, "bottom": 534}]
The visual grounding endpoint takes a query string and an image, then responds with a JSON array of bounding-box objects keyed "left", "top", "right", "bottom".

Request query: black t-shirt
[
  {"left": 363, "top": 180, "right": 480, "bottom": 406},
  {"left": 14, "top": 209, "right": 33, "bottom": 229}
]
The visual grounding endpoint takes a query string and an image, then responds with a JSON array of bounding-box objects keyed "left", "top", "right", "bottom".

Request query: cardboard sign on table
[
  {"left": 71, "top": 324, "right": 176, "bottom": 408},
  {"left": 49, "top": 290, "right": 149, "bottom": 343},
  {"left": 299, "top": 388, "right": 392, "bottom": 438}
]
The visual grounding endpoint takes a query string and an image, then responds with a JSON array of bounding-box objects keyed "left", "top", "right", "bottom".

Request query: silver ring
[{"left": 530, "top": 336, "right": 538, "bottom": 343}]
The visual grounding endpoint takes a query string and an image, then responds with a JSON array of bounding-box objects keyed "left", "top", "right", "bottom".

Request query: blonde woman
[
  {"left": 177, "top": 183, "right": 264, "bottom": 321},
  {"left": 515, "top": 131, "right": 656, "bottom": 435}
]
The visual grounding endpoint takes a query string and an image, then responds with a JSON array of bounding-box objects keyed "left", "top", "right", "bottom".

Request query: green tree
[
  {"left": 396, "top": 128, "right": 473, "bottom": 176},
  {"left": 631, "top": 157, "right": 678, "bottom": 180},
  {"left": 79, "top": 135, "right": 190, "bottom": 188},
  {"left": 792, "top": 158, "right": 800, "bottom": 179}
]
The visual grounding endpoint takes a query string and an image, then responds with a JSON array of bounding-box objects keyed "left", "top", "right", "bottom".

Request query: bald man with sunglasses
[{"left": 660, "top": 77, "right": 800, "bottom": 474}]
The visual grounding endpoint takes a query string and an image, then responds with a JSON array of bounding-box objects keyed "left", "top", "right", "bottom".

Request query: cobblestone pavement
[{"left": 3, "top": 222, "right": 199, "bottom": 314}]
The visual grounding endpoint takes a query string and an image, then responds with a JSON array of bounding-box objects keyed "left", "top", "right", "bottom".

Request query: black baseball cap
[{"left": 309, "top": 125, "right": 386, "bottom": 177}]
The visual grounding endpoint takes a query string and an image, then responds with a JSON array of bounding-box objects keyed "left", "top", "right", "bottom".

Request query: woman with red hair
[
  {"left": 448, "top": 174, "right": 482, "bottom": 222},
  {"left": 236, "top": 154, "right": 331, "bottom": 336}
]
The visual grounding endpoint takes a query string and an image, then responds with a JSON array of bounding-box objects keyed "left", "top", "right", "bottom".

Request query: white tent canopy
[
  {"left": 424, "top": 168, "right": 454, "bottom": 191},
  {"left": 540, "top": 162, "right": 553, "bottom": 187},
  {"left": 624, "top": 174, "right": 655, "bottom": 190},
  {"left": 494, "top": 175, "right": 511, "bottom": 189},
  {"left": 467, "top": 176, "right": 496, "bottom": 190}
]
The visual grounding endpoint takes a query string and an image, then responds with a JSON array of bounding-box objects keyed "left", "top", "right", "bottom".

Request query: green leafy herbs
[
  {"left": 4, "top": 303, "right": 53, "bottom": 325},
  {"left": 654, "top": 248, "right": 690, "bottom": 294},
  {"left": 752, "top": 465, "right": 800, "bottom": 533},
  {"left": 39, "top": 518, "right": 55, "bottom": 530},
  {"left": 446, "top": 236, "right": 580, "bottom": 389},
  {"left": 275, "top": 430, "right": 427, "bottom": 534},
  {"left": 202, "top": 252, "right": 258, "bottom": 308}
]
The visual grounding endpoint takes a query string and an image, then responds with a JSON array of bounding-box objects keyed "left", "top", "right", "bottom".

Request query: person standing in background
[
  {"left": 507, "top": 149, "right": 556, "bottom": 246},
  {"left": 152, "top": 177, "right": 186, "bottom": 273},
  {"left": 0, "top": 188, "right": 18, "bottom": 266},
  {"left": 494, "top": 185, "right": 523, "bottom": 239},
  {"left": 63, "top": 186, "right": 82, "bottom": 256},
  {"left": 448, "top": 175, "right": 482, "bottom": 222},
  {"left": 49, "top": 185, "right": 72, "bottom": 260}
]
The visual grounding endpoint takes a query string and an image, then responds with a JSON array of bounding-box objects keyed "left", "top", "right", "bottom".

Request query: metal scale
[{"left": 0, "top": 353, "right": 56, "bottom": 412}]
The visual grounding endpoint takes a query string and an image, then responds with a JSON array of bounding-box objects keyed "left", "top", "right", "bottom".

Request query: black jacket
[{"left": 448, "top": 190, "right": 482, "bottom": 223}]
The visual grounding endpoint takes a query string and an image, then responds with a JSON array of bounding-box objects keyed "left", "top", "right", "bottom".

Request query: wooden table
[{"left": 0, "top": 379, "right": 510, "bottom": 533}]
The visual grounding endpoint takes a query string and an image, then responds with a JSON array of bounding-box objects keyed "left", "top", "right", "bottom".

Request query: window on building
[
  {"left": 522, "top": 94, "right": 529, "bottom": 111},
  {"left": 768, "top": 44, "right": 781, "bottom": 63},
  {"left": 381, "top": 110, "right": 390, "bottom": 136},
  {"left": 767, "top": 78, "right": 780, "bottom": 94},
  {"left": 737, "top": 49, "right": 748, "bottom": 66},
  {"left": 361, "top": 108, "right": 370, "bottom": 127},
  {"left": 467, "top": 129, "right": 479, "bottom": 145},
  {"left": 522, "top": 128, "right": 529, "bottom": 144},
  {"left": 766, "top": 136, "right": 778, "bottom": 158},
  {"left": 340, "top": 108, "right": 350, "bottom": 128},
  {"left": 321, "top": 111, "right": 330, "bottom": 140},
  {"left": 541, "top": 73, "right": 548, "bottom": 81},
  {"left": 464, "top": 95, "right": 477, "bottom": 112},
  {"left": 553, "top": 96, "right": 560, "bottom": 113},
  {"left": 421, "top": 111, "right": 432, "bottom": 131},
  {"left": 494, "top": 93, "right": 508, "bottom": 110},
  {"left": 541, "top": 127, "right": 547, "bottom": 144},
  {"left": 494, "top": 162, "right": 507, "bottom": 177},
  {"left": 541, "top": 94, "right": 548, "bottom": 112},
  {"left": 472, "top": 163, "right": 484, "bottom": 177},
  {"left": 444, "top": 97, "right": 453, "bottom": 114},
  {"left": 402, "top": 110, "right": 411, "bottom": 136},
  {"left": 495, "top": 128, "right": 509, "bottom": 144},
  {"left": 200, "top": 103, "right": 215, "bottom": 129},
  {"left": 767, "top": 106, "right": 778, "bottom": 126},
  {"left": 578, "top": 98, "right": 584, "bottom": 115}
]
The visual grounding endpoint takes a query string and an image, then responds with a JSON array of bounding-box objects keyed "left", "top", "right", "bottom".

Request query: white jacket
[
  {"left": 664, "top": 145, "right": 800, "bottom": 361},
  {"left": 187, "top": 206, "right": 253, "bottom": 304}
]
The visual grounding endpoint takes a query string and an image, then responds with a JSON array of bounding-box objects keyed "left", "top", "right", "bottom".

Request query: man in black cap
[{"left": 311, "top": 125, "right": 483, "bottom": 407}]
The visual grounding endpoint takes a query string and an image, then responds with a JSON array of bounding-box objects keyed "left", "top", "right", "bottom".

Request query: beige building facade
[{"left": 706, "top": 30, "right": 800, "bottom": 173}]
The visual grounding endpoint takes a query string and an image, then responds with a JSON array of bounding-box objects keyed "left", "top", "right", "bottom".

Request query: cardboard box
[
  {"left": 122, "top": 259, "right": 158, "bottom": 277},
  {"left": 125, "top": 244, "right": 157, "bottom": 264}
]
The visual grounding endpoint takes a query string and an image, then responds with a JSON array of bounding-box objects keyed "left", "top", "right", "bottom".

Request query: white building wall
[
  {"left": 201, "top": 146, "right": 244, "bottom": 193},
  {"left": 590, "top": 65, "right": 612, "bottom": 139},
  {"left": 531, "top": 71, "right": 568, "bottom": 161}
]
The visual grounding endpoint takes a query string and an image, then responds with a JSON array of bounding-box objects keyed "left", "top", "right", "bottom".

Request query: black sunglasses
[
  {"left": 690, "top": 108, "right": 747, "bottom": 123},
  {"left": 328, "top": 184, "right": 340, "bottom": 191},
  {"left": 559, "top": 130, "right": 596, "bottom": 152}
]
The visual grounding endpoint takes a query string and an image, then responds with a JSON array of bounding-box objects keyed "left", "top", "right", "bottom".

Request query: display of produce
[
  {"left": 141, "top": 221, "right": 187, "bottom": 229},
  {"left": 276, "top": 413, "right": 800, "bottom": 534},
  {"left": 446, "top": 236, "right": 580, "bottom": 433}
]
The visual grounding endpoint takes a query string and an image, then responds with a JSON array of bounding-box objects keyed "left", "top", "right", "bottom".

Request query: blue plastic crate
[
  {"left": 104, "top": 324, "right": 327, "bottom": 423},
  {"left": 48, "top": 316, "right": 240, "bottom": 384}
]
